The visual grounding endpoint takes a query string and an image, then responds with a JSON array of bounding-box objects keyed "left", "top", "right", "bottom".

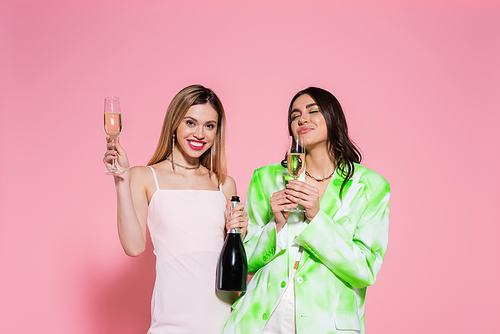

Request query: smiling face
[
  {"left": 174, "top": 103, "right": 219, "bottom": 163},
  {"left": 290, "top": 94, "right": 329, "bottom": 149}
]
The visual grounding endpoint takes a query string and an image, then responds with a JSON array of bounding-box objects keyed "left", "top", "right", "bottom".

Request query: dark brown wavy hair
[{"left": 287, "top": 87, "right": 362, "bottom": 198}]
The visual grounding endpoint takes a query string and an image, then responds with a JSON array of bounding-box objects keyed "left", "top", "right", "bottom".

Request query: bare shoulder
[
  {"left": 131, "top": 165, "right": 156, "bottom": 188},
  {"left": 129, "top": 166, "right": 157, "bottom": 200},
  {"left": 221, "top": 175, "right": 237, "bottom": 200},
  {"left": 130, "top": 165, "right": 152, "bottom": 181}
]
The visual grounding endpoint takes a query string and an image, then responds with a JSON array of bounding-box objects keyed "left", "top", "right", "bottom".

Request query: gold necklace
[
  {"left": 305, "top": 170, "right": 334, "bottom": 182},
  {"left": 165, "top": 157, "right": 200, "bottom": 170}
]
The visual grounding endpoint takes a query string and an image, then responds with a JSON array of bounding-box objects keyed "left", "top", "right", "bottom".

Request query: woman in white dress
[{"left": 103, "top": 85, "right": 248, "bottom": 333}]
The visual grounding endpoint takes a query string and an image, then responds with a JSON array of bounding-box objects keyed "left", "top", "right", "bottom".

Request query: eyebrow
[{"left": 291, "top": 103, "right": 318, "bottom": 113}]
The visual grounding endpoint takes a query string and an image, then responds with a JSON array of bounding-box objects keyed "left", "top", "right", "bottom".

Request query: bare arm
[
  {"left": 115, "top": 167, "right": 149, "bottom": 256},
  {"left": 104, "top": 137, "right": 149, "bottom": 256}
]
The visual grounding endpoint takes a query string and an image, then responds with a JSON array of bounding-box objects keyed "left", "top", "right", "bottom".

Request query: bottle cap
[{"left": 231, "top": 196, "right": 240, "bottom": 203}]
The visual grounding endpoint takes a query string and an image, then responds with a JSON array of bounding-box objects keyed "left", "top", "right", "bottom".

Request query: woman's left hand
[
  {"left": 285, "top": 180, "right": 320, "bottom": 221},
  {"left": 225, "top": 201, "right": 249, "bottom": 239}
]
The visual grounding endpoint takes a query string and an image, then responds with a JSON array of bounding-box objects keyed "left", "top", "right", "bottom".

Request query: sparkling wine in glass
[
  {"left": 285, "top": 136, "right": 305, "bottom": 212},
  {"left": 103, "top": 96, "right": 126, "bottom": 174}
]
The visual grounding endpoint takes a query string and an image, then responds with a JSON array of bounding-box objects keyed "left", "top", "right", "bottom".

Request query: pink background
[{"left": 1, "top": 0, "right": 499, "bottom": 332}]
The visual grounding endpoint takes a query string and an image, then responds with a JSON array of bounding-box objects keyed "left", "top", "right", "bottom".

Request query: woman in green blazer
[{"left": 223, "top": 87, "right": 390, "bottom": 334}]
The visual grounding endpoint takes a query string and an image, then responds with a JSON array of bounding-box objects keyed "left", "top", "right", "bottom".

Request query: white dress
[{"left": 146, "top": 166, "right": 235, "bottom": 334}]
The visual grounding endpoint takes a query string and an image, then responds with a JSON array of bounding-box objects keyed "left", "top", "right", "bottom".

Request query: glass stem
[{"left": 111, "top": 137, "right": 118, "bottom": 172}]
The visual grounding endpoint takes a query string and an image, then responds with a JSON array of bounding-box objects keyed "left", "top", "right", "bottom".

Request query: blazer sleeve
[
  {"left": 294, "top": 178, "right": 390, "bottom": 289},
  {"left": 243, "top": 169, "right": 284, "bottom": 274}
]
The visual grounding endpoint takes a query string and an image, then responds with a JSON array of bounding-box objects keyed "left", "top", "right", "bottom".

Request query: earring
[
  {"left": 171, "top": 133, "right": 176, "bottom": 172},
  {"left": 210, "top": 147, "right": 213, "bottom": 173}
]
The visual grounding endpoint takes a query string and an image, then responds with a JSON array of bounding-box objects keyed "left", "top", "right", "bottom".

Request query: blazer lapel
[{"left": 320, "top": 169, "right": 344, "bottom": 218}]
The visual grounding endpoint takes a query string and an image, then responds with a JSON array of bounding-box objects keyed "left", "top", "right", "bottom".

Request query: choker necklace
[
  {"left": 165, "top": 157, "right": 200, "bottom": 170},
  {"left": 305, "top": 170, "right": 335, "bottom": 182}
]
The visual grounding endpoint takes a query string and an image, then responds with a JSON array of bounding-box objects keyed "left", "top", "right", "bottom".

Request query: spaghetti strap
[{"left": 148, "top": 166, "right": 160, "bottom": 191}]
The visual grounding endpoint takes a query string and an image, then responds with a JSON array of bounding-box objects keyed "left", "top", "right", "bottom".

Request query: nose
[
  {"left": 297, "top": 114, "right": 308, "bottom": 125},
  {"left": 193, "top": 126, "right": 205, "bottom": 139}
]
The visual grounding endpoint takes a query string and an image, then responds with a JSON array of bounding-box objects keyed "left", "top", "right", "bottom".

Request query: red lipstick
[{"left": 187, "top": 139, "right": 206, "bottom": 151}]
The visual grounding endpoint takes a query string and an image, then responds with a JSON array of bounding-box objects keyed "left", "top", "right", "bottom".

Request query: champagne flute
[
  {"left": 103, "top": 96, "right": 126, "bottom": 175},
  {"left": 285, "top": 136, "right": 305, "bottom": 212}
]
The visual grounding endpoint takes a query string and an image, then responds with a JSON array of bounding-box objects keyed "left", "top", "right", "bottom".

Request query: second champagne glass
[
  {"left": 103, "top": 96, "right": 126, "bottom": 175},
  {"left": 285, "top": 136, "right": 305, "bottom": 212}
]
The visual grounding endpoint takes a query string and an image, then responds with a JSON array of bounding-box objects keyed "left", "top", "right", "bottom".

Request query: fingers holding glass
[
  {"left": 270, "top": 190, "right": 295, "bottom": 229},
  {"left": 285, "top": 180, "right": 320, "bottom": 220},
  {"left": 103, "top": 96, "right": 126, "bottom": 175}
]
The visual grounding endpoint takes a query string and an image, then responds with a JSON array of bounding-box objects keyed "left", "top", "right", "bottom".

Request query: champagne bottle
[{"left": 216, "top": 196, "right": 248, "bottom": 291}]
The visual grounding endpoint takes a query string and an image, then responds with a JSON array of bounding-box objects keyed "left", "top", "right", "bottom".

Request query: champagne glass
[
  {"left": 103, "top": 96, "right": 126, "bottom": 175},
  {"left": 285, "top": 136, "right": 305, "bottom": 212}
]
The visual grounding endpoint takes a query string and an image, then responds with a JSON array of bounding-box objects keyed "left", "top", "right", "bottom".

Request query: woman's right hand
[
  {"left": 103, "top": 136, "right": 130, "bottom": 180},
  {"left": 270, "top": 189, "right": 297, "bottom": 232}
]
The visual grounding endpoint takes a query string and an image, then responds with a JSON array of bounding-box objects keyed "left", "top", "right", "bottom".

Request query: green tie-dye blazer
[{"left": 223, "top": 163, "right": 390, "bottom": 334}]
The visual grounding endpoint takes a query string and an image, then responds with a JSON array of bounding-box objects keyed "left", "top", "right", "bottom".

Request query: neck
[
  {"left": 172, "top": 147, "right": 200, "bottom": 169},
  {"left": 305, "top": 144, "right": 336, "bottom": 178}
]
